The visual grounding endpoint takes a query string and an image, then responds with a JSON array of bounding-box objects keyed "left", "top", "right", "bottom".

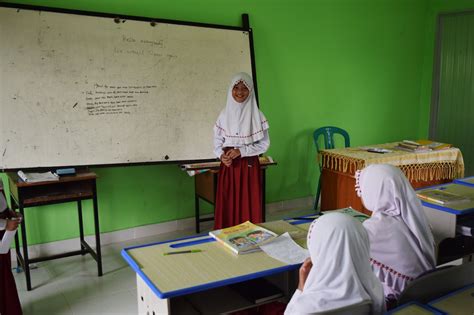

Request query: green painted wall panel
[
  {"left": 0, "top": 0, "right": 442, "bottom": 245},
  {"left": 435, "top": 12, "right": 474, "bottom": 175}
]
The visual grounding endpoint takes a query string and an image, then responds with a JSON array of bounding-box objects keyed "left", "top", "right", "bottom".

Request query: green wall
[
  {"left": 1, "top": 0, "right": 470, "bottom": 245},
  {"left": 418, "top": 0, "right": 474, "bottom": 137}
]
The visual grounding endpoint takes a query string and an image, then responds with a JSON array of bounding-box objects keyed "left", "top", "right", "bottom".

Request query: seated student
[
  {"left": 0, "top": 182, "right": 22, "bottom": 315},
  {"left": 285, "top": 213, "right": 385, "bottom": 315},
  {"left": 355, "top": 164, "right": 436, "bottom": 305}
]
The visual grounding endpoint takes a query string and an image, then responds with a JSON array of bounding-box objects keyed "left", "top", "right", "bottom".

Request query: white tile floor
[{"left": 14, "top": 207, "right": 314, "bottom": 315}]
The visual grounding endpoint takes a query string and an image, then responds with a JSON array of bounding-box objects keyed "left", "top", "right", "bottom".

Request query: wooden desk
[
  {"left": 455, "top": 176, "right": 474, "bottom": 187},
  {"left": 387, "top": 302, "right": 444, "bottom": 314},
  {"left": 320, "top": 143, "right": 464, "bottom": 214},
  {"left": 429, "top": 284, "right": 474, "bottom": 315},
  {"left": 7, "top": 171, "right": 102, "bottom": 290},
  {"left": 417, "top": 183, "right": 474, "bottom": 264}
]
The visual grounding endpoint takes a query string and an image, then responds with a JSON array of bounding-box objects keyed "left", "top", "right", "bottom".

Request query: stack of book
[
  {"left": 395, "top": 140, "right": 452, "bottom": 153},
  {"left": 395, "top": 140, "right": 432, "bottom": 153}
]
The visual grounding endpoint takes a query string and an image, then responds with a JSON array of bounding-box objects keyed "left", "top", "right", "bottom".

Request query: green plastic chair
[{"left": 313, "top": 126, "right": 350, "bottom": 210}]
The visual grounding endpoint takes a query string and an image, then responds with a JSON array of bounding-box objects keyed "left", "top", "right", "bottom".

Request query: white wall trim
[{"left": 11, "top": 196, "right": 314, "bottom": 262}]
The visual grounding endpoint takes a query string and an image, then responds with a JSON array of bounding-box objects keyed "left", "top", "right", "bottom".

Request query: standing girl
[
  {"left": 0, "top": 181, "right": 22, "bottom": 315},
  {"left": 213, "top": 72, "right": 269, "bottom": 229}
]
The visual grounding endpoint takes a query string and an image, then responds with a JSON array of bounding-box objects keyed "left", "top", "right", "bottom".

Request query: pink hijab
[{"left": 356, "top": 164, "right": 436, "bottom": 298}]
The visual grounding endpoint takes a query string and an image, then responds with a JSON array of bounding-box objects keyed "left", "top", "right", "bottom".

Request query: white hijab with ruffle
[
  {"left": 356, "top": 164, "right": 436, "bottom": 297},
  {"left": 285, "top": 213, "right": 385, "bottom": 315},
  {"left": 0, "top": 182, "right": 7, "bottom": 213},
  {"left": 214, "top": 72, "right": 268, "bottom": 146}
]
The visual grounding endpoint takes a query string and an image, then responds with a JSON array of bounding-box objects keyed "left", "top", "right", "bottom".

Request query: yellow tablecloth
[{"left": 320, "top": 142, "right": 464, "bottom": 182}]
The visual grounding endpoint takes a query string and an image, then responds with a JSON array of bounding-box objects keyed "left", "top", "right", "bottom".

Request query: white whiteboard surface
[{"left": 0, "top": 6, "right": 252, "bottom": 169}]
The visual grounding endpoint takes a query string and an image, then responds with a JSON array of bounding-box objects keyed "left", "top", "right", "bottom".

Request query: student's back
[
  {"left": 355, "top": 164, "right": 436, "bottom": 303},
  {"left": 284, "top": 213, "right": 385, "bottom": 315}
]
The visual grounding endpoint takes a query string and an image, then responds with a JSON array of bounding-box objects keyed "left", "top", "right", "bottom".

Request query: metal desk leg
[
  {"left": 262, "top": 168, "right": 266, "bottom": 222},
  {"left": 19, "top": 205, "right": 31, "bottom": 290},
  {"left": 77, "top": 200, "right": 86, "bottom": 255},
  {"left": 92, "top": 182, "right": 103, "bottom": 276},
  {"left": 195, "top": 194, "right": 200, "bottom": 234}
]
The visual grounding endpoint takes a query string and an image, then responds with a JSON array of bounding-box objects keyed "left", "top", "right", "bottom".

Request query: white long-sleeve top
[
  {"left": 0, "top": 219, "right": 16, "bottom": 254},
  {"left": 213, "top": 129, "right": 270, "bottom": 158}
]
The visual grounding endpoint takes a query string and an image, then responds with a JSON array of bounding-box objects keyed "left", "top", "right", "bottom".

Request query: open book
[
  {"left": 417, "top": 189, "right": 470, "bottom": 205},
  {"left": 209, "top": 221, "right": 277, "bottom": 254}
]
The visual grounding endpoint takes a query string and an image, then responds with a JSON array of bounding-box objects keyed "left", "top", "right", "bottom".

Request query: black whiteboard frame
[{"left": 0, "top": 2, "right": 260, "bottom": 171}]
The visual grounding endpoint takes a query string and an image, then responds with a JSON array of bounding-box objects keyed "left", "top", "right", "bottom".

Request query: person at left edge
[
  {"left": 0, "top": 181, "right": 23, "bottom": 315},
  {"left": 213, "top": 72, "right": 269, "bottom": 229}
]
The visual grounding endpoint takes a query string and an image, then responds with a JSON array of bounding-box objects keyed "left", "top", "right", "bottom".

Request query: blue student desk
[
  {"left": 122, "top": 208, "right": 367, "bottom": 314},
  {"left": 428, "top": 284, "right": 474, "bottom": 315},
  {"left": 417, "top": 183, "right": 474, "bottom": 263},
  {"left": 454, "top": 176, "right": 474, "bottom": 188},
  {"left": 122, "top": 227, "right": 300, "bottom": 314},
  {"left": 387, "top": 301, "right": 445, "bottom": 315}
]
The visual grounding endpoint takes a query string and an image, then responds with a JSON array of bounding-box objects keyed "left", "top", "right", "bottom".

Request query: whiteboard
[{"left": 0, "top": 5, "right": 253, "bottom": 169}]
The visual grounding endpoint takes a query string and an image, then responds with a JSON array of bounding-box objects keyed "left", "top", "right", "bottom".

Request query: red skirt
[
  {"left": 0, "top": 232, "right": 22, "bottom": 315},
  {"left": 214, "top": 155, "right": 262, "bottom": 229}
]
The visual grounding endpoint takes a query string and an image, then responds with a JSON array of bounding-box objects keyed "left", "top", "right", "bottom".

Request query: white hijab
[
  {"left": 0, "top": 182, "right": 6, "bottom": 213},
  {"left": 285, "top": 213, "right": 385, "bottom": 315},
  {"left": 214, "top": 72, "right": 269, "bottom": 146},
  {"left": 356, "top": 164, "right": 436, "bottom": 292}
]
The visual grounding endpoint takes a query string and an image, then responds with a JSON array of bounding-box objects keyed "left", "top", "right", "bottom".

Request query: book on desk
[
  {"left": 417, "top": 189, "right": 471, "bottom": 205},
  {"left": 209, "top": 221, "right": 277, "bottom": 254},
  {"left": 17, "top": 170, "right": 59, "bottom": 183},
  {"left": 394, "top": 140, "right": 452, "bottom": 153}
]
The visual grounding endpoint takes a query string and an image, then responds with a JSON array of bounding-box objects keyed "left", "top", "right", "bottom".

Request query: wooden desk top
[
  {"left": 429, "top": 284, "right": 474, "bottom": 315},
  {"left": 455, "top": 176, "right": 474, "bottom": 187},
  {"left": 181, "top": 156, "right": 277, "bottom": 171},
  {"left": 7, "top": 171, "right": 97, "bottom": 188},
  {"left": 388, "top": 302, "right": 444, "bottom": 315},
  {"left": 417, "top": 183, "right": 474, "bottom": 215},
  {"left": 123, "top": 233, "right": 291, "bottom": 299},
  {"left": 122, "top": 208, "right": 367, "bottom": 300},
  {"left": 7, "top": 171, "right": 98, "bottom": 206}
]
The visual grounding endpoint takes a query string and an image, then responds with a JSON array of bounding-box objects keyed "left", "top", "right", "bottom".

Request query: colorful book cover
[{"left": 209, "top": 221, "right": 277, "bottom": 254}]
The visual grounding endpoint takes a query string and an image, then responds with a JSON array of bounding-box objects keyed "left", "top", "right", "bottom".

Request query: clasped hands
[
  {"left": 220, "top": 148, "right": 241, "bottom": 167},
  {"left": 1, "top": 210, "right": 23, "bottom": 231}
]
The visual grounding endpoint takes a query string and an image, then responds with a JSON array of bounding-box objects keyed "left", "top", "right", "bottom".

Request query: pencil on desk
[{"left": 163, "top": 249, "right": 202, "bottom": 255}]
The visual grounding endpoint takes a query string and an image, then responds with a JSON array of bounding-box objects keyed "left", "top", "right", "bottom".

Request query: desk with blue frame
[
  {"left": 121, "top": 208, "right": 367, "bottom": 314},
  {"left": 428, "top": 283, "right": 474, "bottom": 315},
  {"left": 417, "top": 181, "right": 474, "bottom": 264},
  {"left": 387, "top": 301, "right": 445, "bottom": 315}
]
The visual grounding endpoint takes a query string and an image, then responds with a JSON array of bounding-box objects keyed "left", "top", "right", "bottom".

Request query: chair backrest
[
  {"left": 312, "top": 300, "right": 371, "bottom": 315},
  {"left": 398, "top": 261, "right": 474, "bottom": 305},
  {"left": 313, "top": 126, "right": 350, "bottom": 153}
]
